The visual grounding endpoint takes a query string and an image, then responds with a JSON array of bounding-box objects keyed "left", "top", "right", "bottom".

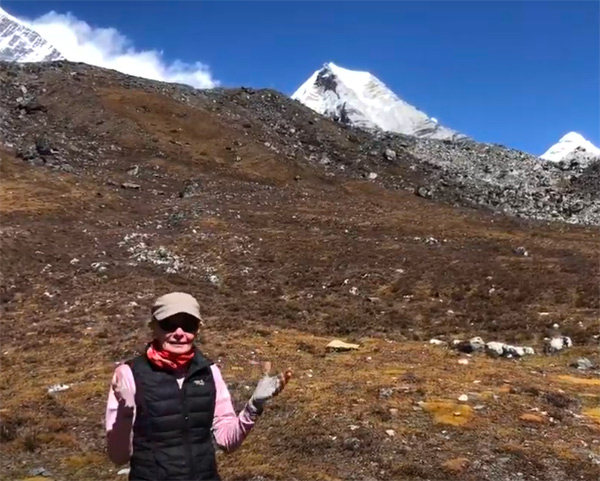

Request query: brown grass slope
[{"left": 0, "top": 63, "right": 599, "bottom": 481}]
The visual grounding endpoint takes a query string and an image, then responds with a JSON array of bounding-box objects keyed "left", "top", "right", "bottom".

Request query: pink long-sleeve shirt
[{"left": 105, "top": 362, "right": 257, "bottom": 465}]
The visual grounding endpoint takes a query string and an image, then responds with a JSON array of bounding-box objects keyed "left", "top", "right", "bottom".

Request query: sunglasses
[{"left": 157, "top": 316, "right": 199, "bottom": 333}]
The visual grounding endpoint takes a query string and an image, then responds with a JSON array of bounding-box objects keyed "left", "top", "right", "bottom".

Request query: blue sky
[{"left": 3, "top": 0, "right": 599, "bottom": 156}]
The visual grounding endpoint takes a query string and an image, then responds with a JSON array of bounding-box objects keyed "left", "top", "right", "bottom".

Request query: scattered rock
[
  {"left": 544, "top": 335, "right": 573, "bottom": 354},
  {"left": 17, "top": 144, "right": 39, "bottom": 161},
  {"left": 91, "top": 261, "right": 108, "bottom": 273},
  {"left": 588, "top": 452, "right": 600, "bottom": 466},
  {"left": 571, "top": 357, "right": 593, "bottom": 370},
  {"left": 34, "top": 137, "right": 54, "bottom": 156},
  {"left": 513, "top": 246, "right": 529, "bottom": 256},
  {"left": 384, "top": 148, "right": 396, "bottom": 161},
  {"left": 379, "top": 388, "right": 394, "bottom": 399},
  {"left": 485, "top": 341, "right": 535, "bottom": 358},
  {"left": 18, "top": 97, "right": 47, "bottom": 114},
  {"left": 121, "top": 182, "right": 141, "bottom": 190},
  {"left": 179, "top": 180, "right": 201, "bottom": 198},
  {"left": 416, "top": 186, "right": 432, "bottom": 199},
  {"left": 519, "top": 413, "right": 545, "bottom": 423},
  {"left": 28, "top": 467, "right": 51, "bottom": 477},
  {"left": 485, "top": 341, "right": 505, "bottom": 357},
  {"left": 326, "top": 340, "right": 360, "bottom": 352},
  {"left": 47, "top": 384, "right": 70, "bottom": 394},
  {"left": 454, "top": 337, "right": 485, "bottom": 353}
]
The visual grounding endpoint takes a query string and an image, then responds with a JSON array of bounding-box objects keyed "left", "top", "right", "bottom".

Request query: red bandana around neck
[{"left": 146, "top": 341, "right": 195, "bottom": 371}]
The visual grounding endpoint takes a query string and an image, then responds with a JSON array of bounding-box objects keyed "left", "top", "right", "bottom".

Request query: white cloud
[{"left": 19, "top": 10, "right": 218, "bottom": 88}]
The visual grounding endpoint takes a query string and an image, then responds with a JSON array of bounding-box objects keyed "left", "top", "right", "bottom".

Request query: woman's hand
[{"left": 249, "top": 361, "right": 292, "bottom": 413}]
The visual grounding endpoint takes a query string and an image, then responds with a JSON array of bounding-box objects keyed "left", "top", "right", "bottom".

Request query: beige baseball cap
[{"left": 151, "top": 292, "right": 202, "bottom": 322}]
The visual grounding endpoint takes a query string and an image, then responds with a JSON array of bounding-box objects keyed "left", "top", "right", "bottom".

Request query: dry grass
[
  {"left": 555, "top": 375, "right": 600, "bottom": 387},
  {"left": 2, "top": 322, "right": 600, "bottom": 480},
  {"left": 0, "top": 150, "right": 116, "bottom": 216},
  {"left": 583, "top": 407, "right": 600, "bottom": 424}
]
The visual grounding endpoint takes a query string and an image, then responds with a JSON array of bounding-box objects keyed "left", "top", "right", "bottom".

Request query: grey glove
[{"left": 248, "top": 362, "right": 292, "bottom": 414}]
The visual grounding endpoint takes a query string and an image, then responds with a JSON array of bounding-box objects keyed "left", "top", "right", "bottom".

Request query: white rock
[
  {"left": 545, "top": 335, "right": 573, "bottom": 354},
  {"left": 47, "top": 384, "right": 70, "bottom": 394},
  {"left": 458, "top": 394, "right": 469, "bottom": 402},
  {"left": 504, "top": 345, "right": 525, "bottom": 358},
  {"left": 429, "top": 338, "right": 446, "bottom": 346},
  {"left": 385, "top": 429, "right": 396, "bottom": 437},
  {"left": 485, "top": 341, "right": 506, "bottom": 357}
]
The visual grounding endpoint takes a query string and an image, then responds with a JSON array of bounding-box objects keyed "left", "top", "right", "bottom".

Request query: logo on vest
[{"left": 193, "top": 379, "right": 205, "bottom": 386}]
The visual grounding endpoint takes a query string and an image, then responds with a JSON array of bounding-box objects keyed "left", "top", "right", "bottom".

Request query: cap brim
[{"left": 152, "top": 306, "right": 201, "bottom": 322}]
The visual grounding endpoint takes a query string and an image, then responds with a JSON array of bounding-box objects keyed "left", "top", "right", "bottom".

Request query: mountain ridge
[
  {"left": 292, "top": 61, "right": 466, "bottom": 141},
  {"left": 541, "top": 131, "right": 600, "bottom": 163},
  {"left": 0, "top": 6, "right": 64, "bottom": 63}
]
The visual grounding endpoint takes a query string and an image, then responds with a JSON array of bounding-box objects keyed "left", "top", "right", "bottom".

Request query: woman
[{"left": 105, "top": 291, "right": 292, "bottom": 481}]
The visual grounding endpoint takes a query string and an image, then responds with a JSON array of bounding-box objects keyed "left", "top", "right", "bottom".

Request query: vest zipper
[{"left": 180, "top": 380, "right": 196, "bottom": 479}]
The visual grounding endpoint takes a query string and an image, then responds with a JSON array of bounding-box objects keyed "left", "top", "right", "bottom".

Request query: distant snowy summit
[
  {"left": 541, "top": 132, "right": 600, "bottom": 164},
  {"left": 0, "top": 6, "right": 64, "bottom": 62},
  {"left": 292, "top": 62, "right": 466, "bottom": 141}
]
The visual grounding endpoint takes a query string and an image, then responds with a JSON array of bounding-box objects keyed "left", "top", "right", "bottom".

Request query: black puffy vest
[{"left": 126, "top": 347, "right": 221, "bottom": 481}]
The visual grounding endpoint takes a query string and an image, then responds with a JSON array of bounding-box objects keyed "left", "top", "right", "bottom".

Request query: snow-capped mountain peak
[
  {"left": 0, "top": 6, "right": 64, "bottom": 63},
  {"left": 292, "top": 61, "right": 466, "bottom": 140},
  {"left": 541, "top": 131, "right": 600, "bottom": 162}
]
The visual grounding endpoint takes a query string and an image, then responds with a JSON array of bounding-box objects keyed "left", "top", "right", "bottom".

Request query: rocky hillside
[
  {"left": 1, "top": 61, "right": 598, "bottom": 226},
  {"left": 1, "top": 61, "right": 599, "bottom": 481}
]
